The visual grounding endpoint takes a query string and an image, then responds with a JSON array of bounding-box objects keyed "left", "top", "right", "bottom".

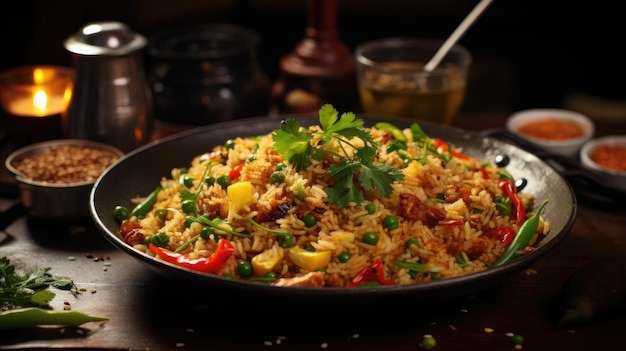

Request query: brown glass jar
[{"left": 270, "top": 0, "right": 359, "bottom": 115}]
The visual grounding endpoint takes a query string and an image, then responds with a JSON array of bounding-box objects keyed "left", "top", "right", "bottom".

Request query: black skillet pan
[{"left": 90, "top": 115, "right": 576, "bottom": 304}]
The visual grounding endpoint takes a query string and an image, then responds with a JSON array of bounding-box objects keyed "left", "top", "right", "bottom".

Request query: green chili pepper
[
  {"left": 130, "top": 186, "right": 162, "bottom": 218},
  {"left": 491, "top": 199, "right": 549, "bottom": 268},
  {"left": 375, "top": 122, "right": 407, "bottom": 141},
  {"left": 0, "top": 307, "right": 108, "bottom": 330}
]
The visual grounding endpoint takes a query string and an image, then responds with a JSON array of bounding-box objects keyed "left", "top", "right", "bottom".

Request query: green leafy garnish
[
  {"left": 0, "top": 257, "right": 74, "bottom": 309},
  {"left": 272, "top": 104, "right": 404, "bottom": 208}
]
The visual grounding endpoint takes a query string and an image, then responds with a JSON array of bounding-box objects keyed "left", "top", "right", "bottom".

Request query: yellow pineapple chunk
[
  {"left": 287, "top": 246, "right": 331, "bottom": 271},
  {"left": 251, "top": 244, "right": 284, "bottom": 276},
  {"left": 227, "top": 181, "right": 255, "bottom": 221}
]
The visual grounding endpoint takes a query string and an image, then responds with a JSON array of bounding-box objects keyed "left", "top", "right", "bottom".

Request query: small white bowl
[
  {"left": 506, "top": 109, "right": 595, "bottom": 158},
  {"left": 580, "top": 135, "right": 626, "bottom": 192}
]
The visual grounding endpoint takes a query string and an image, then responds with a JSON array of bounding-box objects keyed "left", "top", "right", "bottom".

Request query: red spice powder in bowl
[
  {"left": 580, "top": 135, "right": 626, "bottom": 192},
  {"left": 506, "top": 109, "right": 595, "bottom": 158}
]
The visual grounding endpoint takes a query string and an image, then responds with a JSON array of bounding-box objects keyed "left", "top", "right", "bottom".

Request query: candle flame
[
  {"left": 33, "top": 89, "right": 48, "bottom": 113},
  {"left": 33, "top": 68, "right": 45, "bottom": 84}
]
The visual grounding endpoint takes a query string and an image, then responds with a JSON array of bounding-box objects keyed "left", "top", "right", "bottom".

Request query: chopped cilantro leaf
[{"left": 271, "top": 104, "right": 404, "bottom": 208}]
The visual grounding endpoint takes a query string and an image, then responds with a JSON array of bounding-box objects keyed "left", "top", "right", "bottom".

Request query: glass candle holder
[{"left": 0, "top": 65, "right": 73, "bottom": 143}]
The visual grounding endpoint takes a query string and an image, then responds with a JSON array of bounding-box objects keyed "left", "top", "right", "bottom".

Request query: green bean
[
  {"left": 130, "top": 186, "right": 162, "bottom": 218},
  {"left": 0, "top": 307, "right": 108, "bottom": 330},
  {"left": 491, "top": 199, "right": 549, "bottom": 268}
]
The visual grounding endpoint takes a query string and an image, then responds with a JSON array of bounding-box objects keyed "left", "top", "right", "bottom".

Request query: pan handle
[{"left": 480, "top": 128, "right": 626, "bottom": 210}]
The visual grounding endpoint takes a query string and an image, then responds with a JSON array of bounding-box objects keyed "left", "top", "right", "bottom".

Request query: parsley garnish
[
  {"left": 0, "top": 257, "right": 74, "bottom": 309},
  {"left": 272, "top": 104, "right": 404, "bottom": 208}
]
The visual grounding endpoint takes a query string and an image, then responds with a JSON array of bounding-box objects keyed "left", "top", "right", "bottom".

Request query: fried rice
[{"left": 116, "top": 105, "right": 549, "bottom": 288}]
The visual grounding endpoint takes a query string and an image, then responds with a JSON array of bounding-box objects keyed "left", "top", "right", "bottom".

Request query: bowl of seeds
[{"left": 5, "top": 139, "right": 123, "bottom": 220}]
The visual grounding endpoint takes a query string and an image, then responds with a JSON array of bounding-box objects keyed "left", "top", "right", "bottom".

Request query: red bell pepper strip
[
  {"left": 498, "top": 179, "right": 526, "bottom": 226},
  {"left": 229, "top": 164, "right": 244, "bottom": 180},
  {"left": 434, "top": 138, "right": 470, "bottom": 160},
  {"left": 149, "top": 239, "right": 234, "bottom": 273},
  {"left": 479, "top": 167, "right": 490, "bottom": 179},
  {"left": 348, "top": 259, "right": 396, "bottom": 287},
  {"left": 484, "top": 226, "right": 516, "bottom": 246}
]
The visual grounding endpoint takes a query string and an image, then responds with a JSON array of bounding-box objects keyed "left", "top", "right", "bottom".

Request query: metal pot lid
[{"left": 64, "top": 21, "right": 146, "bottom": 56}]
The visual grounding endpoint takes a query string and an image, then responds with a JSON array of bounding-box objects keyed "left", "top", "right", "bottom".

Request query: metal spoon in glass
[{"left": 424, "top": 0, "right": 495, "bottom": 72}]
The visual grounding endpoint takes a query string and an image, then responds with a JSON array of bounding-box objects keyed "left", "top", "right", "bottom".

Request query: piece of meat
[
  {"left": 272, "top": 271, "right": 325, "bottom": 287},
  {"left": 398, "top": 192, "right": 446, "bottom": 228}
]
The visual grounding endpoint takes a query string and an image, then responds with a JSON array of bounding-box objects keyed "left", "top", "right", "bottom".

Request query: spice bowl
[
  {"left": 5, "top": 139, "right": 123, "bottom": 220},
  {"left": 580, "top": 135, "right": 626, "bottom": 192},
  {"left": 506, "top": 108, "right": 595, "bottom": 158}
]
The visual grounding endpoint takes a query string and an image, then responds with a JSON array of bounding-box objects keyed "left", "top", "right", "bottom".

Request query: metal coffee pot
[{"left": 64, "top": 21, "right": 153, "bottom": 152}]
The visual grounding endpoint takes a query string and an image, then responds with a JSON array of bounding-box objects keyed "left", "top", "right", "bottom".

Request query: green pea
[
  {"left": 181, "top": 199, "right": 196, "bottom": 214},
  {"left": 216, "top": 175, "right": 231, "bottom": 188},
  {"left": 155, "top": 208, "right": 168, "bottom": 220},
  {"left": 224, "top": 139, "right": 235, "bottom": 150},
  {"left": 420, "top": 335, "right": 437, "bottom": 350},
  {"left": 150, "top": 232, "right": 170, "bottom": 247},
  {"left": 179, "top": 167, "right": 189, "bottom": 174},
  {"left": 180, "top": 175, "right": 194, "bottom": 188},
  {"left": 301, "top": 214, "right": 317, "bottom": 227},
  {"left": 275, "top": 163, "right": 288, "bottom": 171},
  {"left": 270, "top": 171, "right": 285, "bottom": 184},
  {"left": 113, "top": 206, "right": 130, "bottom": 222},
  {"left": 404, "top": 238, "right": 420, "bottom": 249},
  {"left": 205, "top": 176, "right": 216, "bottom": 186},
  {"left": 364, "top": 203, "right": 376, "bottom": 214},
  {"left": 200, "top": 227, "right": 214, "bottom": 240},
  {"left": 511, "top": 334, "right": 524, "bottom": 345},
  {"left": 337, "top": 251, "right": 351, "bottom": 263},
  {"left": 305, "top": 244, "right": 315, "bottom": 252},
  {"left": 362, "top": 232, "right": 379, "bottom": 245},
  {"left": 184, "top": 216, "right": 195, "bottom": 228},
  {"left": 277, "top": 233, "right": 294, "bottom": 248},
  {"left": 237, "top": 260, "right": 254, "bottom": 277},
  {"left": 383, "top": 215, "right": 399, "bottom": 231}
]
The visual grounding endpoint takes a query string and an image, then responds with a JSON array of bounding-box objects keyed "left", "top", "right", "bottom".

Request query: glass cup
[{"left": 355, "top": 37, "right": 471, "bottom": 125}]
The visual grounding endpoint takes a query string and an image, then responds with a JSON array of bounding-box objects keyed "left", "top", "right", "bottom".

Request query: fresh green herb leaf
[
  {"left": 326, "top": 173, "right": 364, "bottom": 208},
  {"left": 0, "top": 257, "right": 74, "bottom": 309},
  {"left": 318, "top": 104, "right": 364, "bottom": 139},
  {"left": 272, "top": 118, "right": 317, "bottom": 170},
  {"left": 272, "top": 104, "right": 404, "bottom": 208},
  {"left": 358, "top": 163, "right": 403, "bottom": 199}
]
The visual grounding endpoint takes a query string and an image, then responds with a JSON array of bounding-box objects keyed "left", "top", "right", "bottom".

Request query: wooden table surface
[{"left": 1, "top": 112, "right": 625, "bottom": 351}]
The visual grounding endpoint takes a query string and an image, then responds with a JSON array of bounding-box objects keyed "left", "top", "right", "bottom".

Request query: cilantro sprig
[
  {"left": 272, "top": 104, "right": 404, "bottom": 208},
  {"left": 0, "top": 256, "right": 74, "bottom": 309}
]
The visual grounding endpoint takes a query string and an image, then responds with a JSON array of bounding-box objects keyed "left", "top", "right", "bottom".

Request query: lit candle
[
  {"left": 0, "top": 66, "right": 73, "bottom": 117},
  {"left": 0, "top": 66, "right": 74, "bottom": 143}
]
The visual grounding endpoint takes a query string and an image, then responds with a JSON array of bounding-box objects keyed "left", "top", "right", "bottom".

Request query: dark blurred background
[{"left": 1, "top": 0, "right": 625, "bottom": 121}]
